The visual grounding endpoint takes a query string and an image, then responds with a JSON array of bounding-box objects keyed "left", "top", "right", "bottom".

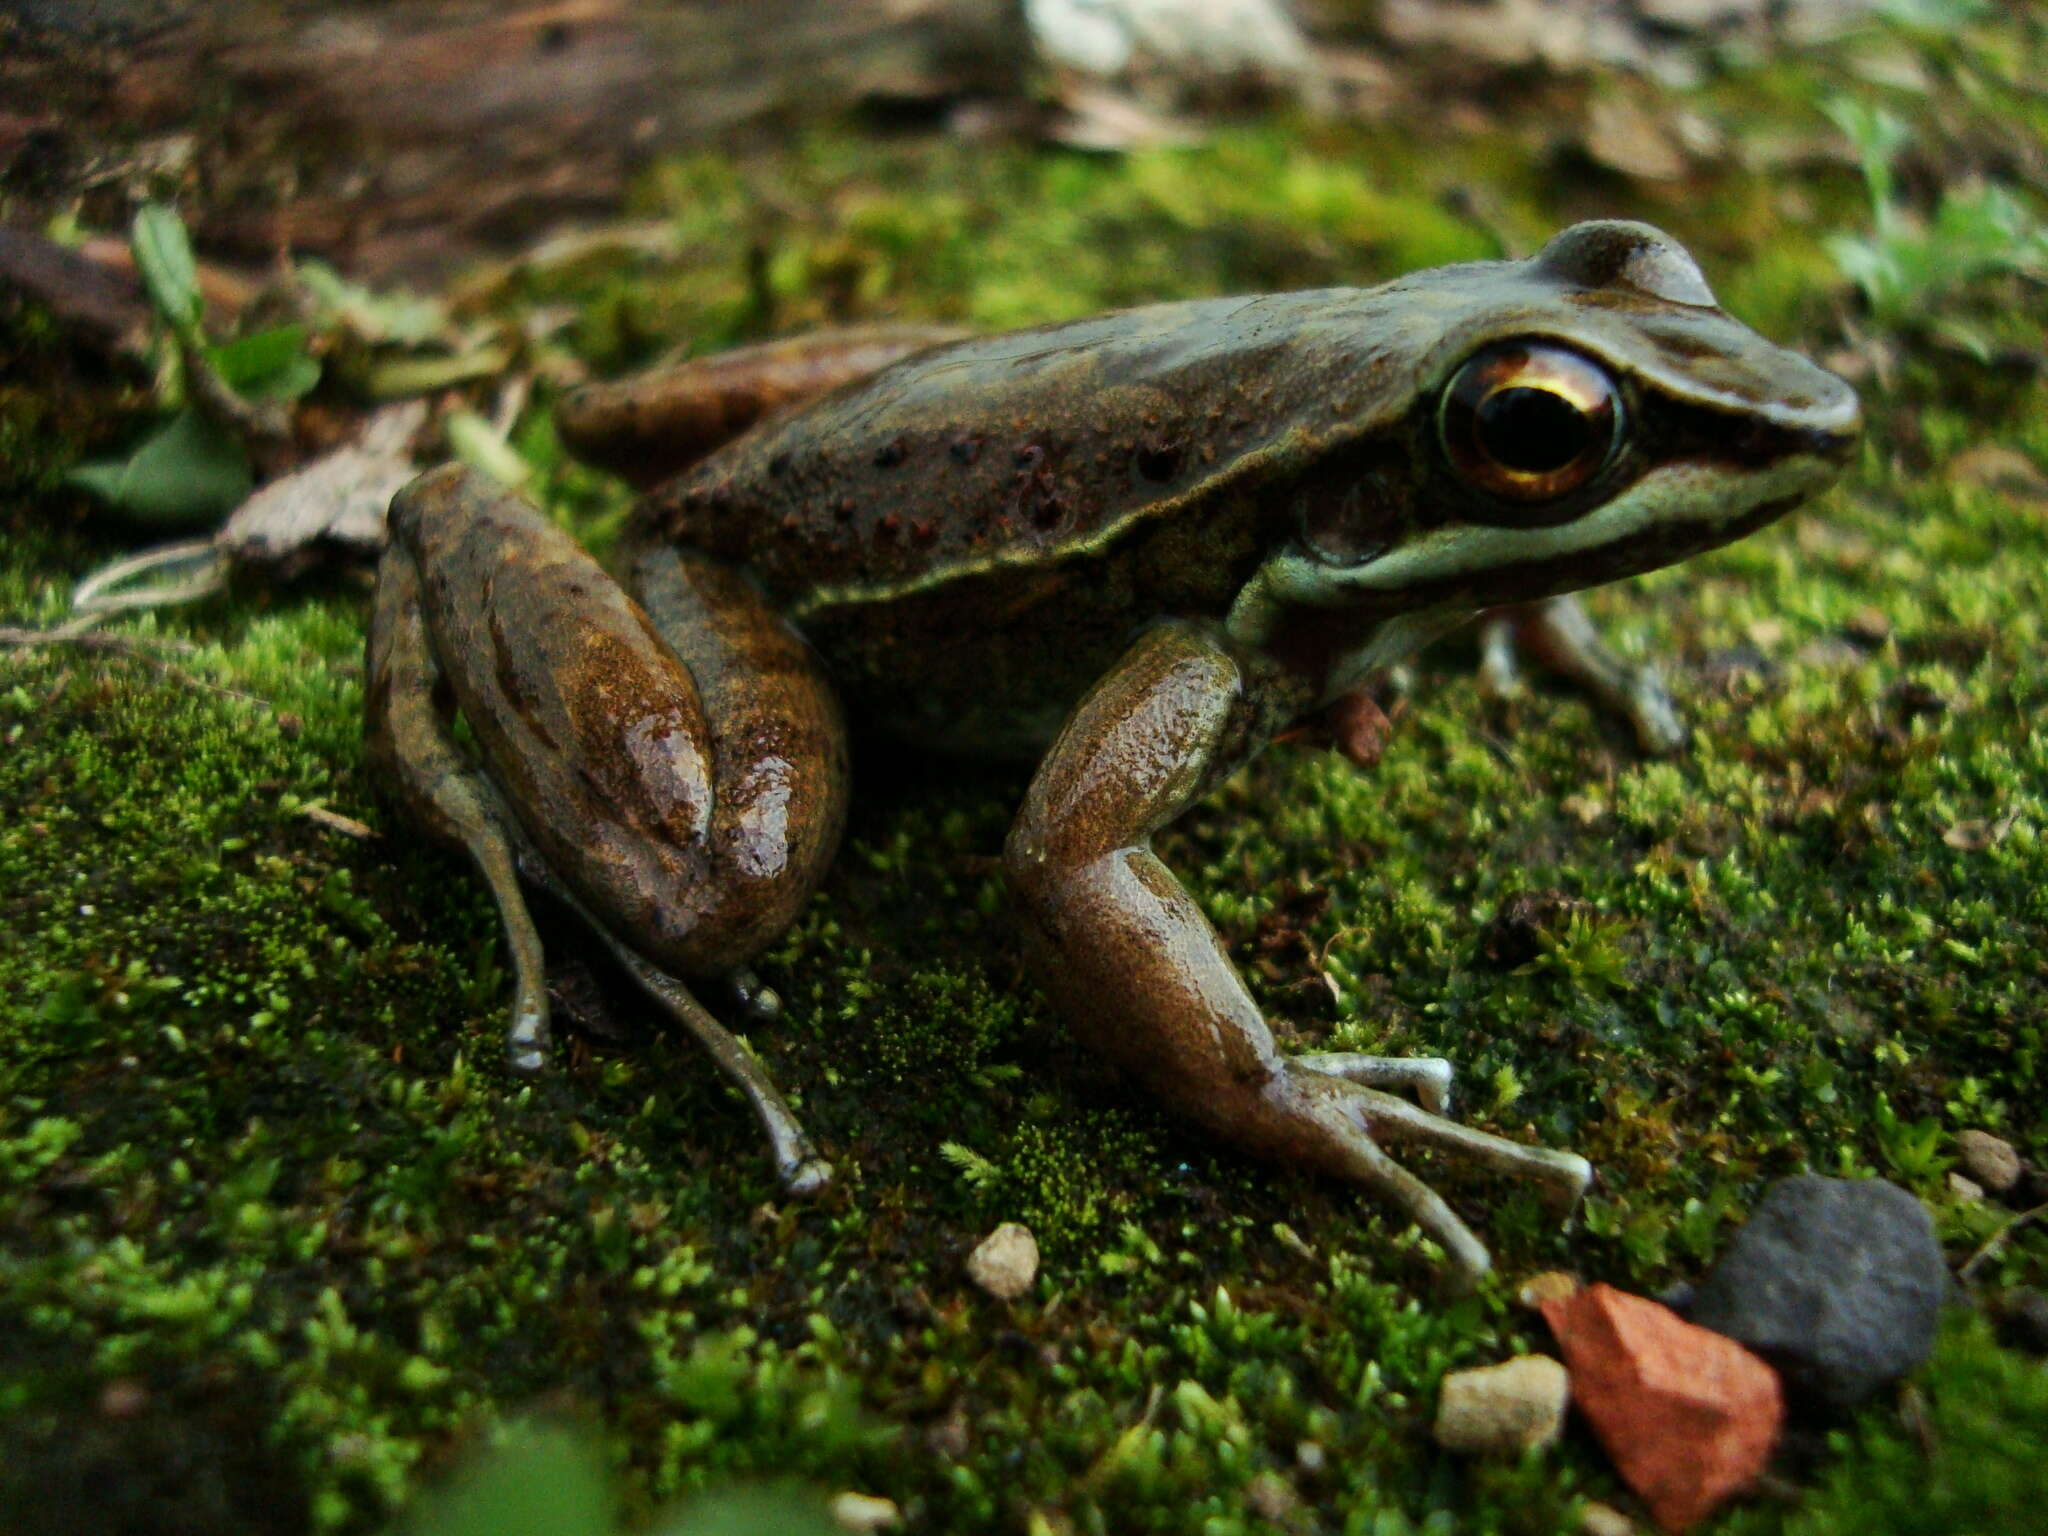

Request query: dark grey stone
[{"left": 1688, "top": 1175, "right": 1948, "bottom": 1411}]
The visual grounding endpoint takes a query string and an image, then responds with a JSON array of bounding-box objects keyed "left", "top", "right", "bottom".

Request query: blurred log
[{"left": 1, "top": 1, "right": 1027, "bottom": 277}]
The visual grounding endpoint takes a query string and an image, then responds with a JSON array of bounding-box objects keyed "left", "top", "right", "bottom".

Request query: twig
[
  {"left": 71, "top": 539, "right": 225, "bottom": 618},
  {"left": 1957, "top": 1200, "right": 2048, "bottom": 1285},
  {"left": 300, "top": 803, "right": 379, "bottom": 840},
  {"left": 0, "top": 625, "right": 269, "bottom": 709},
  {"left": 0, "top": 624, "right": 191, "bottom": 655}
]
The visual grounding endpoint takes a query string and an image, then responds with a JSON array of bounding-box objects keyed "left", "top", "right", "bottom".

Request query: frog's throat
[{"left": 1226, "top": 454, "right": 1836, "bottom": 646}]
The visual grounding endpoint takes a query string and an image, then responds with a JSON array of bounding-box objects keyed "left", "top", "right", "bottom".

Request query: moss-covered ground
[{"left": 5, "top": 9, "right": 2047, "bottom": 1535}]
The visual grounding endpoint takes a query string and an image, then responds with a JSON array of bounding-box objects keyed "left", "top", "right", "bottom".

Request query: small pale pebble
[
  {"left": 1948, "top": 1171, "right": 1983, "bottom": 1202},
  {"left": 831, "top": 1491, "right": 901, "bottom": 1532},
  {"left": 1244, "top": 1472, "right": 1300, "bottom": 1520},
  {"left": 966, "top": 1221, "right": 1039, "bottom": 1300},
  {"left": 1433, "top": 1354, "right": 1570, "bottom": 1456},
  {"left": 1518, "top": 1271, "right": 1584, "bottom": 1311},
  {"left": 98, "top": 1379, "right": 148, "bottom": 1418},
  {"left": 1580, "top": 1500, "right": 1636, "bottom": 1536},
  {"left": 1956, "top": 1130, "right": 2022, "bottom": 1195}
]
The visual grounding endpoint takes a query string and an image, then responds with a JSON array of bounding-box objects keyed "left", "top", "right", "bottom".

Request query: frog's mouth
[{"left": 1268, "top": 448, "right": 1846, "bottom": 619}]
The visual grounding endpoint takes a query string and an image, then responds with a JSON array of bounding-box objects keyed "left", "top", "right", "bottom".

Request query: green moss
[{"left": 6, "top": 10, "right": 2048, "bottom": 1535}]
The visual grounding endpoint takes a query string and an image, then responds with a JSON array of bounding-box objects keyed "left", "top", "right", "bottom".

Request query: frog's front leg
[
  {"left": 366, "top": 465, "right": 845, "bottom": 1194},
  {"left": 1005, "top": 623, "right": 1591, "bottom": 1289},
  {"left": 1477, "top": 595, "right": 1687, "bottom": 755}
]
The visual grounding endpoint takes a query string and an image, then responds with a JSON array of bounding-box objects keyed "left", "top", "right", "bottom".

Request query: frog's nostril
[{"left": 1806, "top": 406, "right": 1862, "bottom": 464}]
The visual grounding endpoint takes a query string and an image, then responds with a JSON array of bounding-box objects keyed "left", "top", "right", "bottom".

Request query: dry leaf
[{"left": 218, "top": 400, "right": 430, "bottom": 575}]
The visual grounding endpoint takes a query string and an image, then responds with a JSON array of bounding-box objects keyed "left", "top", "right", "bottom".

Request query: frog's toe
[
  {"left": 1294, "top": 1051, "right": 1454, "bottom": 1115},
  {"left": 506, "top": 1008, "right": 551, "bottom": 1075},
  {"left": 724, "top": 968, "right": 785, "bottom": 1024},
  {"left": 1616, "top": 671, "right": 1689, "bottom": 757},
  {"left": 781, "top": 1155, "right": 835, "bottom": 1199},
  {"left": 1548, "top": 1152, "right": 1595, "bottom": 1216}
]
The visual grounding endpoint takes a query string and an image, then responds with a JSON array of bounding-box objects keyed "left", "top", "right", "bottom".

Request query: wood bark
[{"left": 3, "top": 1, "right": 1027, "bottom": 276}]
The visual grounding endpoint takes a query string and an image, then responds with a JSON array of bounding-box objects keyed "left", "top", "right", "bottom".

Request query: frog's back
[{"left": 640, "top": 289, "right": 1439, "bottom": 616}]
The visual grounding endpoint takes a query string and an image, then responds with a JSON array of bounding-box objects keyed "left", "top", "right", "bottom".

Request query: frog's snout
[
  {"left": 1722, "top": 385, "right": 1861, "bottom": 475},
  {"left": 1804, "top": 380, "right": 1864, "bottom": 466},
  {"left": 1806, "top": 368, "right": 1864, "bottom": 465}
]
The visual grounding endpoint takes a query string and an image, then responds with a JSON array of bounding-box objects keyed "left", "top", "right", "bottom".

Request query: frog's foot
[
  {"left": 1279, "top": 1062, "right": 1594, "bottom": 1287},
  {"left": 517, "top": 858, "right": 834, "bottom": 1196},
  {"left": 1292, "top": 1051, "right": 1453, "bottom": 1115},
  {"left": 1478, "top": 594, "right": 1688, "bottom": 756},
  {"left": 579, "top": 919, "right": 832, "bottom": 1197}
]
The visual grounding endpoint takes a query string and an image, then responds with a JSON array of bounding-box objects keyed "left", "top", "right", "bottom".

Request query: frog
[{"left": 366, "top": 221, "right": 1859, "bottom": 1288}]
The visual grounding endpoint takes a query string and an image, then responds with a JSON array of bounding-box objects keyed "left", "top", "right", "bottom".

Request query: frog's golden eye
[{"left": 1439, "top": 342, "right": 1622, "bottom": 508}]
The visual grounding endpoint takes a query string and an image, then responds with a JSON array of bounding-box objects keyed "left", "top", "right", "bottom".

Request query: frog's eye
[{"left": 1439, "top": 342, "right": 1622, "bottom": 509}]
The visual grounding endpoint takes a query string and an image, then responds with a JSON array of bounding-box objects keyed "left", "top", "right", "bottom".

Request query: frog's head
[{"left": 1245, "top": 221, "right": 1859, "bottom": 649}]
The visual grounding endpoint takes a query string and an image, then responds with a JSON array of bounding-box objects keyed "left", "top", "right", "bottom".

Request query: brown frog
[{"left": 367, "top": 221, "right": 1859, "bottom": 1286}]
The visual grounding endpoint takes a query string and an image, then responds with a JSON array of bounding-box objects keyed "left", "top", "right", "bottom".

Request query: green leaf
[
  {"left": 299, "top": 259, "right": 447, "bottom": 346},
  {"left": 68, "top": 408, "right": 253, "bottom": 526},
  {"left": 207, "top": 325, "right": 322, "bottom": 402},
  {"left": 445, "top": 410, "right": 532, "bottom": 487},
  {"left": 389, "top": 1425, "right": 610, "bottom": 1536},
  {"left": 131, "top": 203, "right": 204, "bottom": 336},
  {"left": 648, "top": 1486, "right": 842, "bottom": 1536}
]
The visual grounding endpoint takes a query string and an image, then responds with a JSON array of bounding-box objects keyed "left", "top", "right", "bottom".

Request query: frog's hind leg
[
  {"left": 367, "top": 465, "right": 846, "bottom": 1194},
  {"left": 366, "top": 547, "right": 554, "bottom": 1073},
  {"left": 557, "top": 323, "right": 970, "bottom": 488},
  {"left": 1479, "top": 594, "right": 1687, "bottom": 755}
]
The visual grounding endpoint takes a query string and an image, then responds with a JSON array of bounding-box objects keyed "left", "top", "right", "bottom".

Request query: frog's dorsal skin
[{"left": 372, "top": 221, "right": 1861, "bottom": 1287}]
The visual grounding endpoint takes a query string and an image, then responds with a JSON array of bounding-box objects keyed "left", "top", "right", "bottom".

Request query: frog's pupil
[{"left": 1477, "top": 386, "right": 1589, "bottom": 474}]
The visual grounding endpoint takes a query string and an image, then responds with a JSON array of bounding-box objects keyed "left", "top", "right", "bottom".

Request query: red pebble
[{"left": 1542, "top": 1283, "right": 1782, "bottom": 1533}]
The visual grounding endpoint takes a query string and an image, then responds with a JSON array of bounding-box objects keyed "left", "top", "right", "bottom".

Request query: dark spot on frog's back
[
  {"left": 873, "top": 437, "right": 908, "bottom": 469},
  {"left": 949, "top": 435, "right": 981, "bottom": 466},
  {"left": 1134, "top": 440, "right": 1182, "bottom": 484}
]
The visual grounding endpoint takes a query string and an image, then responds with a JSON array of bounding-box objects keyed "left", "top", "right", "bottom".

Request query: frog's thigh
[
  {"left": 619, "top": 540, "right": 851, "bottom": 969},
  {"left": 1005, "top": 624, "right": 1589, "bottom": 1289},
  {"left": 1479, "top": 594, "right": 1687, "bottom": 755},
  {"left": 391, "top": 467, "right": 847, "bottom": 980}
]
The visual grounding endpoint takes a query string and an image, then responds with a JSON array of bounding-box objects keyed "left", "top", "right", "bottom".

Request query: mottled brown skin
[
  {"left": 557, "top": 324, "right": 969, "bottom": 490},
  {"left": 371, "top": 222, "right": 1860, "bottom": 1284}
]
